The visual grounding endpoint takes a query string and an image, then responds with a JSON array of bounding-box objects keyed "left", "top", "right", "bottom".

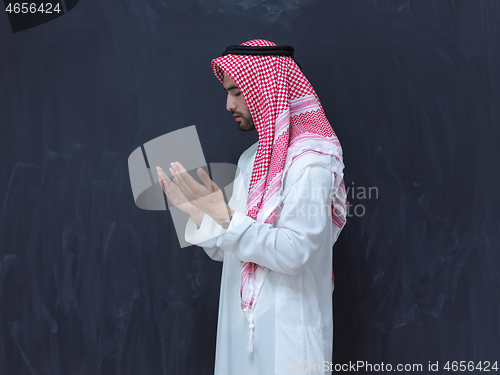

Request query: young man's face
[{"left": 223, "top": 71, "right": 255, "bottom": 131}]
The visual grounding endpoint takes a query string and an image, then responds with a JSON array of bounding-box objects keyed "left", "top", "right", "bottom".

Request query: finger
[
  {"left": 168, "top": 178, "right": 183, "bottom": 196},
  {"left": 161, "top": 176, "right": 171, "bottom": 193},
  {"left": 197, "top": 168, "right": 216, "bottom": 192},
  {"left": 161, "top": 176, "right": 171, "bottom": 196},
  {"left": 156, "top": 165, "right": 166, "bottom": 181},
  {"left": 169, "top": 165, "right": 192, "bottom": 202},
  {"left": 156, "top": 166, "right": 170, "bottom": 193},
  {"left": 157, "top": 168, "right": 178, "bottom": 201},
  {"left": 164, "top": 180, "right": 178, "bottom": 203},
  {"left": 156, "top": 166, "right": 165, "bottom": 189},
  {"left": 169, "top": 162, "right": 186, "bottom": 188},
  {"left": 162, "top": 175, "right": 183, "bottom": 206},
  {"left": 176, "top": 162, "right": 208, "bottom": 193},
  {"left": 171, "top": 162, "right": 200, "bottom": 199}
]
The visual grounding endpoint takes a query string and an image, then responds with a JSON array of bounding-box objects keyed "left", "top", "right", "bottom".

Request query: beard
[{"left": 233, "top": 111, "right": 256, "bottom": 131}]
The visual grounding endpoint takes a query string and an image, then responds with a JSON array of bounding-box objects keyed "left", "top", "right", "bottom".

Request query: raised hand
[
  {"left": 156, "top": 165, "right": 199, "bottom": 216},
  {"left": 164, "top": 161, "right": 232, "bottom": 225}
]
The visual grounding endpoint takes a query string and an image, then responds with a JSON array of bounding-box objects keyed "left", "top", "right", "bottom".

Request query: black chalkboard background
[{"left": 1, "top": 1, "right": 499, "bottom": 374}]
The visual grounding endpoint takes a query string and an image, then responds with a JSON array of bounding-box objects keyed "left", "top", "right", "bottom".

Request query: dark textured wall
[{"left": 1, "top": 1, "right": 499, "bottom": 374}]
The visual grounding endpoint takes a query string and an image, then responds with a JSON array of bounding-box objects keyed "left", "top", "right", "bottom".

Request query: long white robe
[{"left": 185, "top": 140, "right": 342, "bottom": 374}]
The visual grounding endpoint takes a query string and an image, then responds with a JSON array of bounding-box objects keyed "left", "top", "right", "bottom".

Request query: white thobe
[{"left": 185, "top": 140, "right": 342, "bottom": 375}]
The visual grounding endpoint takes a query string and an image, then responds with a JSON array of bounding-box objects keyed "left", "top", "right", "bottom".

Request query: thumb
[{"left": 197, "top": 168, "right": 213, "bottom": 190}]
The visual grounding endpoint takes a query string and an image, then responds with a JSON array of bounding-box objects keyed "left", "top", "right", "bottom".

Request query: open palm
[{"left": 157, "top": 166, "right": 197, "bottom": 215}]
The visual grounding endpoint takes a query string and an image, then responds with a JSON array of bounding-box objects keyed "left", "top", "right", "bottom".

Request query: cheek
[{"left": 239, "top": 100, "right": 250, "bottom": 116}]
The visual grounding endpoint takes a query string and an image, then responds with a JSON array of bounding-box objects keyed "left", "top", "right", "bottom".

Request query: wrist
[
  {"left": 186, "top": 206, "right": 203, "bottom": 216},
  {"left": 213, "top": 204, "right": 234, "bottom": 226},
  {"left": 189, "top": 209, "right": 205, "bottom": 229}
]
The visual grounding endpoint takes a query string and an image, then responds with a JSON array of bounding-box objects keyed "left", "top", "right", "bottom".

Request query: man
[{"left": 156, "top": 39, "right": 347, "bottom": 375}]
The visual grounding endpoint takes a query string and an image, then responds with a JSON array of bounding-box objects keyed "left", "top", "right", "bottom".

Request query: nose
[{"left": 226, "top": 93, "right": 236, "bottom": 112}]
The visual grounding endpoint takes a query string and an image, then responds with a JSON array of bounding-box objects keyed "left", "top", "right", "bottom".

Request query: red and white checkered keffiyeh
[{"left": 212, "top": 39, "right": 347, "bottom": 350}]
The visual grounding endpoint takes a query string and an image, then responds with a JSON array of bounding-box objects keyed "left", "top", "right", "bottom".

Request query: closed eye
[{"left": 224, "top": 84, "right": 239, "bottom": 92}]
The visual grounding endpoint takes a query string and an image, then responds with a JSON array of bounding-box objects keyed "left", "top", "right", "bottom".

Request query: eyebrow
[{"left": 223, "top": 85, "right": 239, "bottom": 91}]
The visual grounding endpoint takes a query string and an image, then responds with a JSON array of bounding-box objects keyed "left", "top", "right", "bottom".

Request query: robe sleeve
[
  {"left": 184, "top": 168, "right": 240, "bottom": 262},
  {"left": 184, "top": 213, "right": 227, "bottom": 262},
  {"left": 215, "top": 165, "right": 337, "bottom": 276}
]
